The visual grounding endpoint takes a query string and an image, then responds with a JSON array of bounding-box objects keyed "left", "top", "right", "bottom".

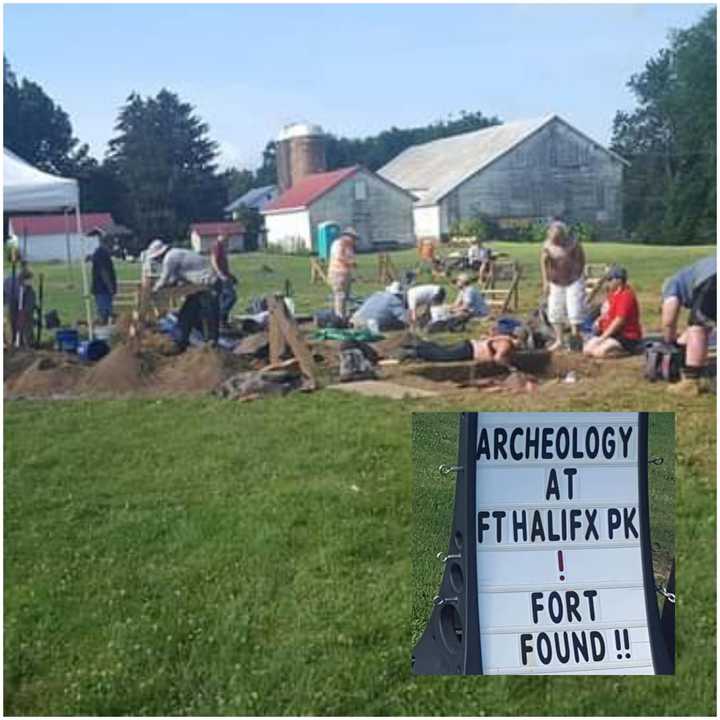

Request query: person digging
[{"left": 147, "top": 239, "right": 221, "bottom": 352}]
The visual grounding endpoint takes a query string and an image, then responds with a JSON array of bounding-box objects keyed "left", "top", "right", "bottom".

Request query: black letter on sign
[
  {"left": 546, "top": 469, "right": 561, "bottom": 500},
  {"left": 478, "top": 511, "right": 491, "bottom": 543},
  {"left": 513, "top": 510, "right": 527, "bottom": 543},
  {"left": 510, "top": 427, "right": 523, "bottom": 460},
  {"left": 563, "top": 468, "right": 577, "bottom": 500},
  {"left": 590, "top": 631, "right": 606, "bottom": 661},
  {"left": 520, "top": 634, "right": 534, "bottom": 665},
  {"left": 494, "top": 428, "right": 508, "bottom": 460},
  {"left": 492, "top": 510, "right": 506, "bottom": 543},
  {"left": 607, "top": 508, "right": 622, "bottom": 539},
  {"left": 584, "top": 509, "right": 599, "bottom": 541},
  {"left": 583, "top": 590, "right": 598, "bottom": 621},
  {"left": 623, "top": 507, "right": 639, "bottom": 539},
  {"left": 476, "top": 428, "right": 490, "bottom": 460},
  {"left": 618, "top": 425, "right": 633, "bottom": 458},
  {"left": 566, "top": 591, "right": 581, "bottom": 622},
  {"left": 531, "top": 592, "right": 544, "bottom": 624}
]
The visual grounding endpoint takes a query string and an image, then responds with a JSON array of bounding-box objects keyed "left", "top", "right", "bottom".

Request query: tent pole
[
  {"left": 64, "top": 209, "right": 73, "bottom": 286},
  {"left": 75, "top": 205, "right": 94, "bottom": 339}
]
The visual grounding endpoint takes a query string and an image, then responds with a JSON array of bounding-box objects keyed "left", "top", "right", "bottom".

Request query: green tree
[
  {"left": 4, "top": 57, "right": 91, "bottom": 176},
  {"left": 611, "top": 9, "right": 716, "bottom": 244},
  {"left": 106, "top": 89, "right": 226, "bottom": 241}
]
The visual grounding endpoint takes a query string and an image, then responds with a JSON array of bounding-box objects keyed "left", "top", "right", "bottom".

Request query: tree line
[{"left": 4, "top": 8, "right": 716, "bottom": 245}]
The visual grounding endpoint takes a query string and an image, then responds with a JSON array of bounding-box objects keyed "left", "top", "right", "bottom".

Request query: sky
[{"left": 3, "top": 3, "right": 712, "bottom": 171}]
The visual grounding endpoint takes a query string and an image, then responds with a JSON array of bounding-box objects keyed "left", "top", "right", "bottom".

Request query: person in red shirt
[
  {"left": 210, "top": 234, "right": 238, "bottom": 325},
  {"left": 583, "top": 265, "right": 643, "bottom": 358}
]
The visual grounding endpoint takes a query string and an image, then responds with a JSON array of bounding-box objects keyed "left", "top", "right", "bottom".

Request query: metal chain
[
  {"left": 656, "top": 585, "right": 676, "bottom": 604},
  {"left": 648, "top": 456, "right": 665, "bottom": 465},
  {"left": 438, "top": 464, "right": 463, "bottom": 476}
]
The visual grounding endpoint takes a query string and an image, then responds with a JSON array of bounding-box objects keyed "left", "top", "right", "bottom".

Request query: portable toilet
[{"left": 316, "top": 221, "right": 341, "bottom": 260}]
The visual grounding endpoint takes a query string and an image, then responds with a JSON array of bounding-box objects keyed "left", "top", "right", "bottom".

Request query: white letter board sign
[{"left": 412, "top": 412, "right": 673, "bottom": 676}]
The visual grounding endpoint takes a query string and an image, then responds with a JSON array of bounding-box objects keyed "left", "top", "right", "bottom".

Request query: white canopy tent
[{"left": 3, "top": 148, "right": 93, "bottom": 335}]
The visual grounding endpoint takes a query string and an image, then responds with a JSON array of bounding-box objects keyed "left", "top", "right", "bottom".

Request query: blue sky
[{"left": 4, "top": 3, "right": 711, "bottom": 171}]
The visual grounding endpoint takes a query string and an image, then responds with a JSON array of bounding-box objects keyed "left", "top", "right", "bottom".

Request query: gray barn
[{"left": 378, "top": 114, "right": 628, "bottom": 240}]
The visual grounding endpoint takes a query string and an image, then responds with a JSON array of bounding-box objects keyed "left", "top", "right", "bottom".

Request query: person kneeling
[{"left": 583, "top": 265, "right": 642, "bottom": 358}]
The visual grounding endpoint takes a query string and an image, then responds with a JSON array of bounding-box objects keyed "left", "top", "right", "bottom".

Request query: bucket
[
  {"left": 55, "top": 328, "right": 80, "bottom": 353},
  {"left": 93, "top": 324, "right": 115, "bottom": 342},
  {"left": 78, "top": 339, "right": 110, "bottom": 362}
]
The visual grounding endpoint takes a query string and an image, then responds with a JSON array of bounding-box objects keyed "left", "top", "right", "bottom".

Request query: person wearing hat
[
  {"left": 541, "top": 221, "right": 586, "bottom": 351},
  {"left": 350, "top": 281, "right": 407, "bottom": 332},
  {"left": 660, "top": 256, "right": 716, "bottom": 394},
  {"left": 88, "top": 233, "right": 117, "bottom": 325},
  {"left": 327, "top": 227, "right": 358, "bottom": 319},
  {"left": 4, "top": 261, "right": 36, "bottom": 347},
  {"left": 451, "top": 273, "right": 487, "bottom": 319},
  {"left": 148, "top": 240, "right": 221, "bottom": 351},
  {"left": 583, "top": 265, "right": 642, "bottom": 358}
]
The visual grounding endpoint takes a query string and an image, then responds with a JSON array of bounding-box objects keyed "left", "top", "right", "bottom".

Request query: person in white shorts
[{"left": 540, "top": 221, "right": 586, "bottom": 351}]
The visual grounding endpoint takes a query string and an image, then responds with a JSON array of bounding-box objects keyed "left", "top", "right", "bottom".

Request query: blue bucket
[
  {"left": 78, "top": 339, "right": 110, "bottom": 362},
  {"left": 55, "top": 328, "right": 80, "bottom": 353}
]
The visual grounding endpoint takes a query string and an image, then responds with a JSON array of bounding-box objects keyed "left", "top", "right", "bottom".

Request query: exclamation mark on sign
[
  {"left": 614, "top": 629, "right": 632, "bottom": 659},
  {"left": 557, "top": 550, "right": 565, "bottom": 581}
]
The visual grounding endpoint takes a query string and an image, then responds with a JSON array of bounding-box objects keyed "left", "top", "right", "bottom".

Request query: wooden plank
[{"left": 267, "top": 296, "right": 318, "bottom": 389}]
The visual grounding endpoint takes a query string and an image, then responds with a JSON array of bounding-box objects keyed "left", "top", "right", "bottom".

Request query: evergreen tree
[{"left": 106, "top": 89, "right": 226, "bottom": 241}]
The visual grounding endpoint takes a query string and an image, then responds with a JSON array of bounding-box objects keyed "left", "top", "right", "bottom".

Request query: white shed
[
  {"left": 7, "top": 212, "right": 116, "bottom": 262},
  {"left": 190, "top": 221, "right": 246, "bottom": 254},
  {"left": 261, "top": 165, "right": 415, "bottom": 252}
]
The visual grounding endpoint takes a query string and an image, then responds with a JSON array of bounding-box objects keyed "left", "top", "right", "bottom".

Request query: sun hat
[
  {"left": 455, "top": 272, "right": 471, "bottom": 287},
  {"left": 146, "top": 239, "right": 169, "bottom": 259},
  {"left": 386, "top": 281, "right": 403, "bottom": 295},
  {"left": 342, "top": 226, "right": 359, "bottom": 240}
]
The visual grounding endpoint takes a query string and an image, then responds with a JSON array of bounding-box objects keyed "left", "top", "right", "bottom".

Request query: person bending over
[
  {"left": 583, "top": 265, "right": 642, "bottom": 358},
  {"left": 406, "top": 284, "right": 446, "bottom": 326},
  {"left": 660, "top": 256, "right": 716, "bottom": 393}
]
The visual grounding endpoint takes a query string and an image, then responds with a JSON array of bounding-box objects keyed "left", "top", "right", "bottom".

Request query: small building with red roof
[
  {"left": 190, "top": 221, "right": 246, "bottom": 254},
  {"left": 261, "top": 165, "right": 415, "bottom": 252},
  {"left": 8, "top": 212, "right": 117, "bottom": 262}
]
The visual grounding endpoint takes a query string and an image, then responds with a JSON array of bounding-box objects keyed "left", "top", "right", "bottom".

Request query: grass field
[{"left": 4, "top": 242, "right": 716, "bottom": 715}]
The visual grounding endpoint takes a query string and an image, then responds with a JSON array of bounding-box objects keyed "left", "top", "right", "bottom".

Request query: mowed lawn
[{"left": 4, "top": 242, "right": 716, "bottom": 715}]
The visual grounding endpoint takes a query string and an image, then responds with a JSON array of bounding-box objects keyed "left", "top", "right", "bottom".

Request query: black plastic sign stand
[{"left": 412, "top": 412, "right": 674, "bottom": 676}]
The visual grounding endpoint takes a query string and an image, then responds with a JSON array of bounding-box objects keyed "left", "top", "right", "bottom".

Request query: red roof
[
  {"left": 191, "top": 221, "right": 245, "bottom": 237},
  {"left": 9, "top": 213, "right": 114, "bottom": 237},
  {"left": 263, "top": 166, "right": 360, "bottom": 213}
]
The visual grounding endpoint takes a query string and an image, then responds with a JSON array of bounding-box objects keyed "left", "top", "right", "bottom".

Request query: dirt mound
[
  {"left": 8, "top": 356, "right": 86, "bottom": 398},
  {"left": 80, "top": 344, "right": 151, "bottom": 395},
  {"left": 152, "top": 347, "right": 232, "bottom": 394}
]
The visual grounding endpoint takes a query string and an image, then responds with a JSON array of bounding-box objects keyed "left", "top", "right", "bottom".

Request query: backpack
[
  {"left": 339, "top": 348, "right": 377, "bottom": 382},
  {"left": 644, "top": 342, "right": 683, "bottom": 382}
]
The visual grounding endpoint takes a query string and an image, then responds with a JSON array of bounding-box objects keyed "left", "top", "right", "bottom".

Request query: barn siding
[
  {"left": 264, "top": 210, "right": 312, "bottom": 251},
  {"left": 308, "top": 169, "right": 415, "bottom": 251},
  {"left": 9, "top": 231, "right": 99, "bottom": 262},
  {"left": 440, "top": 118, "right": 624, "bottom": 236}
]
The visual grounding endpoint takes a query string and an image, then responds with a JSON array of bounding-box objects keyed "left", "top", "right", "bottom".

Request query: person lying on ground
[
  {"left": 350, "top": 283, "right": 407, "bottom": 331},
  {"left": 406, "top": 284, "right": 446, "bottom": 326},
  {"left": 541, "top": 220, "right": 586, "bottom": 351},
  {"left": 660, "top": 255, "right": 716, "bottom": 394},
  {"left": 328, "top": 227, "right": 358, "bottom": 320},
  {"left": 583, "top": 265, "right": 643, "bottom": 358},
  {"left": 451, "top": 273, "right": 488, "bottom": 319},
  {"left": 400, "top": 330, "right": 524, "bottom": 367}
]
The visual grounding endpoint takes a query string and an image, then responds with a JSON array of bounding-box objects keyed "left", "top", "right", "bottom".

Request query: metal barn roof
[{"left": 378, "top": 114, "right": 626, "bottom": 207}]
